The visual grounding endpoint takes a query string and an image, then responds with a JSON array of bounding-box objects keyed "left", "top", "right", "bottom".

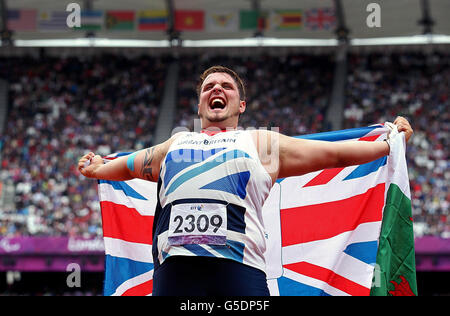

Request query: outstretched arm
[
  {"left": 78, "top": 134, "right": 180, "bottom": 182},
  {"left": 275, "top": 116, "right": 412, "bottom": 179},
  {"left": 277, "top": 136, "right": 389, "bottom": 178}
]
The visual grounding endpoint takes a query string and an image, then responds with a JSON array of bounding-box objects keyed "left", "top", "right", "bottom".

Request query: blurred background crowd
[
  {"left": 0, "top": 54, "right": 167, "bottom": 237},
  {"left": 0, "top": 50, "right": 448, "bottom": 239},
  {"left": 344, "top": 52, "right": 449, "bottom": 238}
]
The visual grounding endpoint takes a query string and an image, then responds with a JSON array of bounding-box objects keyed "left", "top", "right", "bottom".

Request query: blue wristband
[{"left": 126, "top": 152, "right": 138, "bottom": 172}]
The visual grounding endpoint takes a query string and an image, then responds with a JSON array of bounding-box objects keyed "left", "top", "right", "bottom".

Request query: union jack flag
[
  {"left": 98, "top": 124, "right": 406, "bottom": 296},
  {"left": 305, "top": 8, "right": 336, "bottom": 30},
  {"left": 265, "top": 125, "right": 389, "bottom": 295},
  {"left": 98, "top": 153, "right": 155, "bottom": 296}
]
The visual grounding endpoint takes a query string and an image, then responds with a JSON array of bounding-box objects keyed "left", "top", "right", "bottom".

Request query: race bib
[{"left": 168, "top": 203, "right": 227, "bottom": 246}]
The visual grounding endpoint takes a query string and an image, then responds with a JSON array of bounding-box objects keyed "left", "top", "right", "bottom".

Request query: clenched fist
[
  {"left": 78, "top": 152, "right": 104, "bottom": 179},
  {"left": 393, "top": 116, "right": 413, "bottom": 143}
]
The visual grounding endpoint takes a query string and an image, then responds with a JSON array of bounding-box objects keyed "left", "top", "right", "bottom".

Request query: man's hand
[
  {"left": 78, "top": 152, "right": 104, "bottom": 179},
  {"left": 393, "top": 116, "right": 413, "bottom": 143}
]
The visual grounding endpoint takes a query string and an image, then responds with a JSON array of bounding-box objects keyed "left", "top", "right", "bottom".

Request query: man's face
[{"left": 198, "top": 72, "right": 246, "bottom": 129}]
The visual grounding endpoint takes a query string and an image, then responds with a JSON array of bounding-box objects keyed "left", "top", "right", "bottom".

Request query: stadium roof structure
[{"left": 1, "top": 0, "right": 449, "bottom": 47}]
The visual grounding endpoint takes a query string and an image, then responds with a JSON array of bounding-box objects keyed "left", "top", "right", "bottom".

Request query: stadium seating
[
  {"left": 0, "top": 54, "right": 167, "bottom": 237},
  {"left": 174, "top": 53, "right": 334, "bottom": 135},
  {"left": 0, "top": 51, "right": 448, "bottom": 239},
  {"left": 343, "top": 52, "right": 449, "bottom": 238}
]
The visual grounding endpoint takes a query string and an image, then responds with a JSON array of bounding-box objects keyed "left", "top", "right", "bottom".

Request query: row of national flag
[{"left": 6, "top": 8, "right": 335, "bottom": 32}]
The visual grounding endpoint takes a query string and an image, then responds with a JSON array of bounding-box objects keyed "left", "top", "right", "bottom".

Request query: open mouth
[{"left": 209, "top": 97, "right": 226, "bottom": 110}]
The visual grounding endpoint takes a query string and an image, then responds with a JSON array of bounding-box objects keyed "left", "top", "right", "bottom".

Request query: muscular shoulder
[
  {"left": 248, "top": 129, "right": 281, "bottom": 183},
  {"left": 129, "top": 132, "right": 187, "bottom": 182},
  {"left": 249, "top": 129, "right": 281, "bottom": 152},
  {"left": 159, "top": 131, "right": 190, "bottom": 152}
]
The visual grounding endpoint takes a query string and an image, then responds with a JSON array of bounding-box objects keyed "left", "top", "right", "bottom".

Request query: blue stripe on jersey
[
  {"left": 163, "top": 148, "right": 226, "bottom": 187},
  {"left": 182, "top": 244, "right": 216, "bottom": 257},
  {"left": 200, "top": 171, "right": 250, "bottom": 199},
  {"left": 209, "top": 240, "right": 245, "bottom": 263},
  {"left": 165, "top": 149, "right": 250, "bottom": 196},
  {"left": 226, "top": 203, "right": 246, "bottom": 234},
  {"left": 161, "top": 251, "right": 169, "bottom": 261},
  {"left": 181, "top": 240, "right": 246, "bottom": 263}
]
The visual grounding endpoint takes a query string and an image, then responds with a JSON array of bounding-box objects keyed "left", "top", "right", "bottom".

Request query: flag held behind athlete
[{"left": 97, "top": 125, "right": 416, "bottom": 296}]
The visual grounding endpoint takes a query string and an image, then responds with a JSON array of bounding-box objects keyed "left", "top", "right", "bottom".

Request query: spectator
[
  {"left": 173, "top": 53, "right": 334, "bottom": 135},
  {"left": 344, "top": 52, "right": 449, "bottom": 238},
  {"left": 0, "top": 54, "right": 168, "bottom": 237},
  {"left": 1, "top": 51, "right": 447, "bottom": 239}
]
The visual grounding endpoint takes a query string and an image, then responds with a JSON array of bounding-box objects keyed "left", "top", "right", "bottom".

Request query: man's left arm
[{"left": 276, "top": 116, "right": 412, "bottom": 179}]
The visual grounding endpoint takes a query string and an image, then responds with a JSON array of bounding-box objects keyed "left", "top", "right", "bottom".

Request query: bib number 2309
[{"left": 168, "top": 204, "right": 227, "bottom": 246}]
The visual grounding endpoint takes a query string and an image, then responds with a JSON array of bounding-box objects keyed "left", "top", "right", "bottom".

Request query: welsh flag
[
  {"left": 370, "top": 130, "right": 417, "bottom": 296},
  {"left": 97, "top": 125, "right": 417, "bottom": 296}
]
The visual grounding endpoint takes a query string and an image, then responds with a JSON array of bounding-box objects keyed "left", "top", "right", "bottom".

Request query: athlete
[{"left": 78, "top": 65, "right": 413, "bottom": 296}]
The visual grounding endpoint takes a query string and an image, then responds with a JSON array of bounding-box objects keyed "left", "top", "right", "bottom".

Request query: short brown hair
[{"left": 196, "top": 65, "right": 246, "bottom": 101}]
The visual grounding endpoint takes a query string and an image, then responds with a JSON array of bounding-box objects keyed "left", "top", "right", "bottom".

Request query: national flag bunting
[
  {"left": 105, "top": 11, "right": 135, "bottom": 31},
  {"left": 75, "top": 10, "right": 103, "bottom": 31},
  {"left": 7, "top": 7, "right": 342, "bottom": 34},
  {"left": 137, "top": 10, "right": 168, "bottom": 31},
  {"left": 270, "top": 10, "right": 302, "bottom": 30},
  {"left": 98, "top": 125, "right": 416, "bottom": 296},
  {"left": 175, "top": 10, "right": 204, "bottom": 31},
  {"left": 239, "top": 10, "right": 268, "bottom": 31},
  {"left": 305, "top": 8, "right": 336, "bottom": 30},
  {"left": 7, "top": 9, "right": 37, "bottom": 31},
  {"left": 205, "top": 11, "right": 239, "bottom": 33},
  {"left": 38, "top": 10, "right": 69, "bottom": 32}
]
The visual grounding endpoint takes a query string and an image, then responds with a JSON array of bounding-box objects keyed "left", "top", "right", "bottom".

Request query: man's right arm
[
  {"left": 127, "top": 143, "right": 167, "bottom": 182},
  {"left": 78, "top": 134, "right": 178, "bottom": 182}
]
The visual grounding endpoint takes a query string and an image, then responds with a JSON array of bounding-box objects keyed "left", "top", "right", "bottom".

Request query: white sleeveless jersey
[{"left": 151, "top": 130, "right": 272, "bottom": 273}]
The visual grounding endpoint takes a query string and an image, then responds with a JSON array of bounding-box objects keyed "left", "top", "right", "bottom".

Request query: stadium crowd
[
  {"left": 0, "top": 53, "right": 167, "bottom": 237},
  {"left": 175, "top": 53, "right": 334, "bottom": 135},
  {"left": 0, "top": 51, "right": 448, "bottom": 239},
  {"left": 344, "top": 51, "right": 449, "bottom": 238}
]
